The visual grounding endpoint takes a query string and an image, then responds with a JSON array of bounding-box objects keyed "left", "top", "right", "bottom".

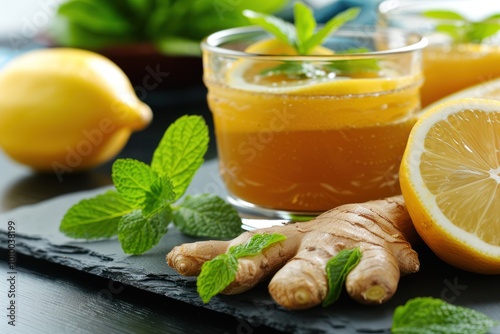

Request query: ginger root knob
[{"left": 362, "top": 285, "right": 388, "bottom": 303}]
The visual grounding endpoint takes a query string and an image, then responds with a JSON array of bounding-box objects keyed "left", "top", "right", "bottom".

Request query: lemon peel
[
  {"left": 400, "top": 98, "right": 500, "bottom": 274},
  {"left": 0, "top": 48, "right": 152, "bottom": 174}
]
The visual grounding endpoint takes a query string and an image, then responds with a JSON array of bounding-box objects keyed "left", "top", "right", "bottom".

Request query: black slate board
[{"left": 1, "top": 159, "right": 499, "bottom": 334}]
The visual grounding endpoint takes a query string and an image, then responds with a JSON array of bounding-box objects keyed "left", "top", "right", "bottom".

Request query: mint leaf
[
  {"left": 423, "top": 9, "right": 500, "bottom": 43},
  {"left": 468, "top": 21, "right": 500, "bottom": 43},
  {"left": 244, "top": 4, "right": 359, "bottom": 55},
  {"left": 112, "top": 158, "right": 158, "bottom": 206},
  {"left": 392, "top": 297, "right": 498, "bottom": 334},
  {"left": 261, "top": 48, "right": 380, "bottom": 79},
  {"left": 57, "top": 0, "right": 132, "bottom": 35},
  {"left": 196, "top": 233, "right": 286, "bottom": 303},
  {"left": 322, "top": 247, "right": 362, "bottom": 307},
  {"left": 172, "top": 193, "right": 242, "bottom": 238},
  {"left": 423, "top": 10, "right": 466, "bottom": 21},
  {"left": 117, "top": 208, "right": 171, "bottom": 255},
  {"left": 324, "top": 48, "right": 380, "bottom": 74},
  {"left": 435, "top": 24, "right": 465, "bottom": 42},
  {"left": 60, "top": 190, "right": 134, "bottom": 239},
  {"left": 423, "top": 10, "right": 467, "bottom": 43},
  {"left": 244, "top": 4, "right": 370, "bottom": 76},
  {"left": 302, "top": 7, "right": 360, "bottom": 54},
  {"left": 229, "top": 233, "right": 286, "bottom": 258},
  {"left": 243, "top": 9, "right": 297, "bottom": 47},
  {"left": 60, "top": 115, "right": 239, "bottom": 254},
  {"left": 294, "top": 3, "right": 316, "bottom": 55},
  {"left": 260, "top": 62, "right": 310, "bottom": 77},
  {"left": 260, "top": 62, "right": 330, "bottom": 79},
  {"left": 142, "top": 175, "right": 176, "bottom": 217},
  {"left": 487, "top": 13, "right": 500, "bottom": 20},
  {"left": 197, "top": 253, "right": 238, "bottom": 303},
  {"left": 151, "top": 115, "right": 209, "bottom": 200}
]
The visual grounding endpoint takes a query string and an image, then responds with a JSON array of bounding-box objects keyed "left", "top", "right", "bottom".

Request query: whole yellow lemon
[{"left": 0, "top": 48, "right": 152, "bottom": 176}]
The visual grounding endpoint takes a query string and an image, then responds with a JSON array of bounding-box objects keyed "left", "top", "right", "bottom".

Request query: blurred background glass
[{"left": 379, "top": 0, "right": 500, "bottom": 106}]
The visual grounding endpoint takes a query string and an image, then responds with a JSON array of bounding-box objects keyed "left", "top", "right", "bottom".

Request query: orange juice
[
  {"left": 378, "top": 0, "right": 500, "bottom": 107},
  {"left": 207, "top": 75, "right": 422, "bottom": 212},
  {"left": 421, "top": 44, "right": 500, "bottom": 106},
  {"left": 202, "top": 26, "right": 425, "bottom": 215}
]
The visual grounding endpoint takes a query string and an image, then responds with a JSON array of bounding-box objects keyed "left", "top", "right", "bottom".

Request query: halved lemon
[{"left": 400, "top": 98, "right": 500, "bottom": 274}]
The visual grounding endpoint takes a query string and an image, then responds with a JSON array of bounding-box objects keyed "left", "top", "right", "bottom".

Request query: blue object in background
[
  {"left": 277, "top": 0, "right": 383, "bottom": 25},
  {"left": 0, "top": 44, "right": 43, "bottom": 69},
  {"left": 312, "top": 0, "right": 383, "bottom": 25},
  {"left": 0, "top": 48, "right": 12, "bottom": 68}
]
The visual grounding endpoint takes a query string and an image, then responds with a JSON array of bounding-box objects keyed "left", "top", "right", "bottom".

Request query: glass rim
[{"left": 201, "top": 25, "right": 428, "bottom": 60}]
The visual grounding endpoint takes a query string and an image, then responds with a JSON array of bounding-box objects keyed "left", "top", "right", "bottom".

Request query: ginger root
[{"left": 167, "top": 195, "right": 420, "bottom": 310}]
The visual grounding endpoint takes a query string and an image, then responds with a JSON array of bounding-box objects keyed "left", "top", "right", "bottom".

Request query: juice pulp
[
  {"left": 207, "top": 75, "right": 422, "bottom": 212},
  {"left": 421, "top": 44, "right": 500, "bottom": 107}
]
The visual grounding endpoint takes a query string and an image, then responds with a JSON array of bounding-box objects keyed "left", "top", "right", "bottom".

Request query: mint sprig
[
  {"left": 151, "top": 114, "right": 208, "bottom": 200},
  {"left": 322, "top": 247, "right": 362, "bottom": 307},
  {"left": 197, "top": 254, "right": 239, "bottom": 304},
  {"left": 112, "top": 158, "right": 158, "bottom": 207},
  {"left": 324, "top": 48, "right": 380, "bottom": 74},
  {"left": 60, "top": 115, "right": 242, "bottom": 255},
  {"left": 197, "top": 233, "right": 287, "bottom": 303},
  {"left": 392, "top": 297, "right": 498, "bottom": 334},
  {"left": 423, "top": 10, "right": 500, "bottom": 43},
  {"left": 229, "top": 232, "right": 286, "bottom": 258},
  {"left": 243, "top": 4, "right": 381, "bottom": 78},
  {"left": 242, "top": 9, "right": 296, "bottom": 49},
  {"left": 244, "top": 4, "right": 360, "bottom": 55},
  {"left": 172, "top": 193, "right": 242, "bottom": 238},
  {"left": 60, "top": 190, "right": 134, "bottom": 239},
  {"left": 117, "top": 208, "right": 171, "bottom": 255}
]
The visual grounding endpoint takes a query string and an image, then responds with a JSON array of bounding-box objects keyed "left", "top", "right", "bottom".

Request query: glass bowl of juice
[
  {"left": 379, "top": 0, "right": 500, "bottom": 107},
  {"left": 202, "top": 25, "right": 426, "bottom": 218}
]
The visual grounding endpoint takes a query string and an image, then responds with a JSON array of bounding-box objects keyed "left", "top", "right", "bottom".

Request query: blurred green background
[{"left": 0, "top": 1, "right": 382, "bottom": 91}]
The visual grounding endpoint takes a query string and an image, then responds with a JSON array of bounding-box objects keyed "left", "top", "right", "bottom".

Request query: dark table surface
[{"left": 0, "top": 83, "right": 283, "bottom": 334}]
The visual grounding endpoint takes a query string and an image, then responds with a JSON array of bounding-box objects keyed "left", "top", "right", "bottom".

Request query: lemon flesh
[
  {"left": 0, "top": 48, "right": 152, "bottom": 172},
  {"left": 400, "top": 98, "right": 500, "bottom": 274}
]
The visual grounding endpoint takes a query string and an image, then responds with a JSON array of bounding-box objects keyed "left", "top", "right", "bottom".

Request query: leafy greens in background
[
  {"left": 49, "top": 0, "right": 289, "bottom": 56},
  {"left": 423, "top": 10, "right": 500, "bottom": 43},
  {"left": 60, "top": 115, "right": 242, "bottom": 255}
]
